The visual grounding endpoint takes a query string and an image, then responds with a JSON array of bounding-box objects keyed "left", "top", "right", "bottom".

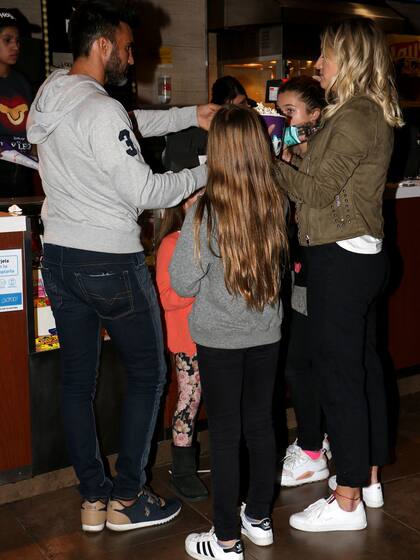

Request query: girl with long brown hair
[{"left": 170, "top": 104, "right": 288, "bottom": 560}]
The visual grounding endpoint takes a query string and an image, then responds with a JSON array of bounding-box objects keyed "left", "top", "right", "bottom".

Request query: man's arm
[
  {"left": 131, "top": 104, "right": 219, "bottom": 138},
  {"left": 91, "top": 102, "right": 207, "bottom": 209}
]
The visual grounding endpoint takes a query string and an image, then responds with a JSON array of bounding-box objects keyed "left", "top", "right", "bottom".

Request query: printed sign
[
  {"left": 0, "top": 249, "right": 23, "bottom": 312},
  {"left": 388, "top": 34, "right": 420, "bottom": 77}
]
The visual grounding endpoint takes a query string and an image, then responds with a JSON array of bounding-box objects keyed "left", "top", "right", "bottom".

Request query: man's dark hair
[
  {"left": 69, "top": 0, "right": 136, "bottom": 59},
  {"left": 211, "top": 76, "right": 247, "bottom": 105},
  {"left": 277, "top": 75, "right": 326, "bottom": 113}
]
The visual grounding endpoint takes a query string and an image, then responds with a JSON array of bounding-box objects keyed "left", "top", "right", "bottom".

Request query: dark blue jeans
[{"left": 41, "top": 243, "right": 166, "bottom": 500}]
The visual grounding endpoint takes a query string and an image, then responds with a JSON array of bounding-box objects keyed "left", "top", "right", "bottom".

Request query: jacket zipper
[{"left": 304, "top": 155, "right": 311, "bottom": 245}]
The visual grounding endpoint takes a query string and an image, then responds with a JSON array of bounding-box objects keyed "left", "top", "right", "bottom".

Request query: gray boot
[{"left": 170, "top": 444, "right": 209, "bottom": 502}]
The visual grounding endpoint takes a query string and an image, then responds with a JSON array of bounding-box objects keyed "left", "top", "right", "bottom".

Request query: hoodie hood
[{"left": 27, "top": 69, "right": 107, "bottom": 144}]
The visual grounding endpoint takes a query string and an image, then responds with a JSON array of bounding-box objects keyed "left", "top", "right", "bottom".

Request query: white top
[{"left": 336, "top": 235, "right": 382, "bottom": 254}]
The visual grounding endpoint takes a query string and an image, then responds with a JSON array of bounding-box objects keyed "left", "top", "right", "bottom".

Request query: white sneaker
[
  {"left": 185, "top": 528, "right": 244, "bottom": 560},
  {"left": 280, "top": 441, "right": 329, "bottom": 487},
  {"left": 240, "top": 503, "right": 273, "bottom": 546},
  {"left": 328, "top": 475, "right": 384, "bottom": 508},
  {"left": 289, "top": 495, "right": 367, "bottom": 532},
  {"left": 322, "top": 434, "right": 332, "bottom": 460}
]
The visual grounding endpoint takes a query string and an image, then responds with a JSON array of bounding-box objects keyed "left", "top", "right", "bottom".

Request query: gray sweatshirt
[
  {"left": 27, "top": 70, "right": 207, "bottom": 253},
  {"left": 169, "top": 205, "right": 283, "bottom": 349}
]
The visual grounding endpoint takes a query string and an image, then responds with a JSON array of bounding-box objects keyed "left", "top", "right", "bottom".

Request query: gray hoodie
[
  {"left": 169, "top": 204, "right": 283, "bottom": 349},
  {"left": 27, "top": 70, "right": 207, "bottom": 253}
]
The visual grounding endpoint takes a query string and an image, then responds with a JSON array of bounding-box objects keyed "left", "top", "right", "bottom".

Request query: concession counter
[{"left": 0, "top": 185, "right": 419, "bottom": 483}]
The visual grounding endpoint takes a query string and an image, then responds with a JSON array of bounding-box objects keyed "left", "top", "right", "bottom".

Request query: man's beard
[{"left": 105, "top": 46, "right": 129, "bottom": 86}]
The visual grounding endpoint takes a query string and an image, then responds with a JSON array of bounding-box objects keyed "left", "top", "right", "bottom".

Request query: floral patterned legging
[{"left": 172, "top": 352, "right": 202, "bottom": 447}]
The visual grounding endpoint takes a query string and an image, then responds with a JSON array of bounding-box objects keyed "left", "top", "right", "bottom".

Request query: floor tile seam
[
  {"left": 182, "top": 503, "right": 213, "bottom": 525},
  {"left": 381, "top": 509, "right": 420, "bottom": 536},
  {"left": 384, "top": 471, "right": 420, "bottom": 484},
  {"left": 99, "top": 522, "right": 211, "bottom": 552}
]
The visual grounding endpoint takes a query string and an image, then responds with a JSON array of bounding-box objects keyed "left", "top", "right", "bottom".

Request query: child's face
[
  {"left": 0, "top": 26, "right": 20, "bottom": 67},
  {"left": 276, "top": 91, "right": 320, "bottom": 127}
]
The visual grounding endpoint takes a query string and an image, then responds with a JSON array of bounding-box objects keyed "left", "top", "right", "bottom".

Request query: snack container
[
  {"left": 261, "top": 114, "right": 286, "bottom": 156},
  {"left": 261, "top": 114, "right": 287, "bottom": 140}
]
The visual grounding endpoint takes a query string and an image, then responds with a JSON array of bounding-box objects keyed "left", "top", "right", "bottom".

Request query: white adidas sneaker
[
  {"left": 240, "top": 503, "right": 273, "bottom": 546},
  {"left": 280, "top": 441, "right": 329, "bottom": 487},
  {"left": 289, "top": 494, "right": 367, "bottom": 532},
  {"left": 328, "top": 475, "right": 384, "bottom": 508},
  {"left": 185, "top": 528, "right": 244, "bottom": 560}
]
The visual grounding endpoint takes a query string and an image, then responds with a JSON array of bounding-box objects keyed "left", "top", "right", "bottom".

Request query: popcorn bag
[{"left": 254, "top": 103, "right": 286, "bottom": 156}]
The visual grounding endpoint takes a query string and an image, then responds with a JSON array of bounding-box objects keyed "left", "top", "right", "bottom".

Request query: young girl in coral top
[{"left": 156, "top": 191, "right": 208, "bottom": 502}]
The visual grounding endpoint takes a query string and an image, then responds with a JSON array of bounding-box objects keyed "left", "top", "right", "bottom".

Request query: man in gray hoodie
[{"left": 27, "top": 0, "right": 217, "bottom": 533}]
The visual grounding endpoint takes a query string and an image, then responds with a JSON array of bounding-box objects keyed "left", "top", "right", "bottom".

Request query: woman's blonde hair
[
  {"left": 321, "top": 17, "right": 404, "bottom": 127},
  {"left": 194, "top": 105, "right": 288, "bottom": 312}
]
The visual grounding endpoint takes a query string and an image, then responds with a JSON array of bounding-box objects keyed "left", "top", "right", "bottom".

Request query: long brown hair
[
  {"left": 157, "top": 205, "right": 185, "bottom": 247},
  {"left": 194, "top": 104, "right": 288, "bottom": 312}
]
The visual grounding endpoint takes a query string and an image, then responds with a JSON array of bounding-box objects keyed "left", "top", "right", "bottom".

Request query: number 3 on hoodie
[{"left": 118, "top": 129, "right": 138, "bottom": 157}]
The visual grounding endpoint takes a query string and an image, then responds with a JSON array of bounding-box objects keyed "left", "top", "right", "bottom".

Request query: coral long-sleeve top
[{"left": 156, "top": 231, "right": 196, "bottom": 356}]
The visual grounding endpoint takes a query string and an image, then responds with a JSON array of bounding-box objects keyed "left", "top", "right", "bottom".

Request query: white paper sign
[{"left": 0, "top": 249, "right": 23, "bottom": 312}]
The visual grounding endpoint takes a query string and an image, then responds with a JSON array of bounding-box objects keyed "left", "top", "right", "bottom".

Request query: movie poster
[{"left": 388, "top": 34, "right": 420, "bottom": 101}]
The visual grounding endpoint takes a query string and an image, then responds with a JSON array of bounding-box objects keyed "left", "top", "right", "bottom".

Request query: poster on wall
[
  {"left": 388, "top": 34, "right": 420, "bottom": 101},
  {"left": 389, "top": 35, "right": 420, "bottom": 77},
  {"left": 0, "top": 249, "right": 23, "bottom": 313}
]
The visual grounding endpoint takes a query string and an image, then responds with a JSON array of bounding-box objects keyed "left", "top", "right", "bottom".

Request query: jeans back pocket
[
  {"left": 41, "top": 264, "right": 63, "bottom": 310},
  {"left": 75, "top": 269, "right": 134, "bottom": 320}
]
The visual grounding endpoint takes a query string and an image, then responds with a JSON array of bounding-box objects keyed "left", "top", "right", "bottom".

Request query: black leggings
[
  {"left": 304, "top": 243, "right": 389, "bottom": 487},
  {"left": 286, "top": 308, "right": 324, "bottom": 450},
  {"left": 197, "top": 342, "right": 279, "bottom": 541}
]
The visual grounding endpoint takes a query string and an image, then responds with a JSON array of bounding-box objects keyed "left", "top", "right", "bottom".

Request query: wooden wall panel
[
  {"left": 386, "top": 198, "right": 420, "bottom": 370},
  {"left": 0, "top": 232, "right": 32, "bottom": 473}
]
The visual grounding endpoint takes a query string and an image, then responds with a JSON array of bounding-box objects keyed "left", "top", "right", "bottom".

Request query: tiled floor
[{"left": 2, "top": 392, "right": 420, "bottom": 560}]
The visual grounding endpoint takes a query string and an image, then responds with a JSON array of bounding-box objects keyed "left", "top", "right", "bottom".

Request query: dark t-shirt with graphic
[{"left": 0, "top": 69, "right": 33, "bottom": 197}]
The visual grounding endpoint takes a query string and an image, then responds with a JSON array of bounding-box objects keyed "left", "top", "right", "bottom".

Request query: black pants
[
  {"left": 286, "top": 308, "right": 324, "bottom": 450},
  {"left": 197, "top": 342, "right": 279, "bottom": 541},
  {"left": 304, "top": 243, "right": 389, "bottom": 487}
]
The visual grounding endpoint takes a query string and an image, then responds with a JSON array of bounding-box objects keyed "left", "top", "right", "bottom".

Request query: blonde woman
[
  {"left": 276, "top": 17, "right": 403, "bottom": 532},
  {"left": 170, "top": 105, "right": 288, "bottom": 560}
]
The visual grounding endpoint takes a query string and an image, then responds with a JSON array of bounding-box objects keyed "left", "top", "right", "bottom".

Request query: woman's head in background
[{"left": 211, "top": 75, "right": 248, "bottom": 106}]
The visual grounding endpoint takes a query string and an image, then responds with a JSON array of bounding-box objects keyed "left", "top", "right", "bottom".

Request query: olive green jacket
[{"left": 275, "top": 96, "right": 394, "bottom": 246}]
